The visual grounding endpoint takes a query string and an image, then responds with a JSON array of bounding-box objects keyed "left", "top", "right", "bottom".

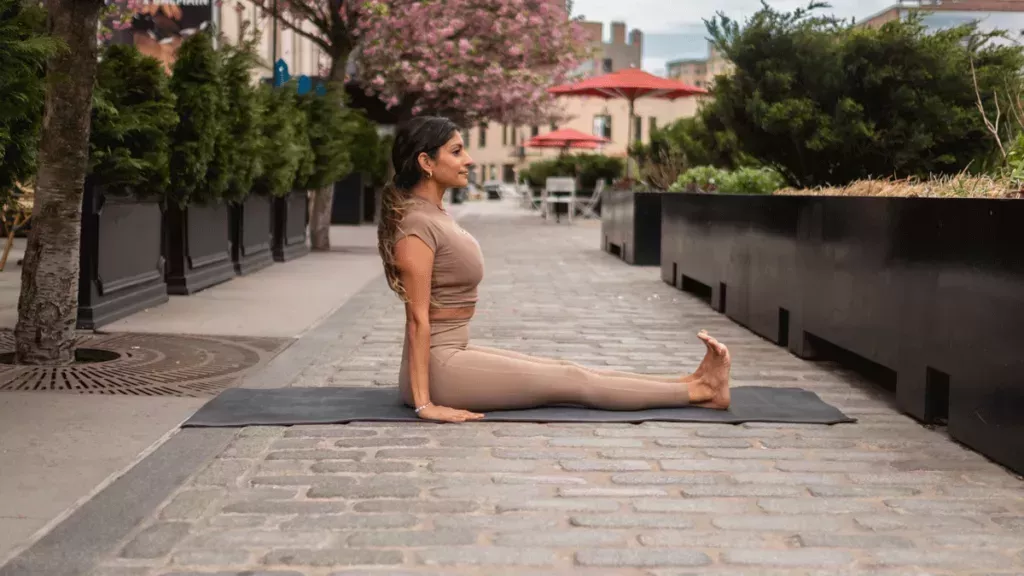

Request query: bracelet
[{"left": 414, "top": 402, "right": 432, "bottom": 413}]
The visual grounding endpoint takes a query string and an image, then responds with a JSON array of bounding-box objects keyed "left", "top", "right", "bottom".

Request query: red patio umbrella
[
  {"left": 525, "top": 127, "right": 609, "bottom": 149},
  {"left": 548, "top": 68, "right": 707, "bottom": 177}
]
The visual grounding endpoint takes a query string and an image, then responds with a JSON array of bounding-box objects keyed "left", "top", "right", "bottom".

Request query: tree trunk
[
  {"left": 309, "top": 47, "right": 353, "bottom": 251},
  {"left": 310, "top": 184, "right": 333, "bottom": 249},
  {"left": 14, "top": 0, "right": 104, "bottom": 365}
]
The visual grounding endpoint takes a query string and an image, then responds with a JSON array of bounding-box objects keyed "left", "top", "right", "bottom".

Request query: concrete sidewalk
[
  {"left": 0, "top": 224, "right": 388, "bottom": 566},
  {"left": 5, "top": 199, "right": 1024, "bottom": 576}
]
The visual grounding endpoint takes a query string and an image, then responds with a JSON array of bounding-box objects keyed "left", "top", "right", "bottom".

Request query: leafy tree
[
  {"left": 704, "top": 2, "right": 1024, "bottom": 187},
  {"left": 88, "top": 44, "right": 178, "bottom": 198},
  {"left": 0, "top": 0, "right": 57, "bottom": 204}
]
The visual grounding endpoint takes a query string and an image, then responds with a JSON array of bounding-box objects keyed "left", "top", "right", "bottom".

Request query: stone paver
[{"left": 91, "top": 200, "right": 1024, "bottom": 575}]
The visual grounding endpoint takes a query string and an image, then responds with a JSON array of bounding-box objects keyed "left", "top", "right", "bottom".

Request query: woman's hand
[{"left": 416, "top": 404, "right": 485, "bottom": 423}]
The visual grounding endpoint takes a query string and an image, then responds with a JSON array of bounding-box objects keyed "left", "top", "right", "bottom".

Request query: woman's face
[{"left": 422, "top": 132, "right": 473, "bottom": 188}]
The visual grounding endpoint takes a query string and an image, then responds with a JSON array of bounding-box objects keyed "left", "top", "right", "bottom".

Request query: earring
[{"left": 427, "top": 171, "right": 433, "bottom": 179}]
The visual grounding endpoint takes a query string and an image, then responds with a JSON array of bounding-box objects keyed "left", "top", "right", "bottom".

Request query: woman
[{"left": 378, "top": 116, "right": 732, "bottom": 423}]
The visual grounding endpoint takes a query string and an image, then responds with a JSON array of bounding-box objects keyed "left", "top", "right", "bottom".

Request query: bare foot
[
  {"left": 686, "top": 331, "right": 731, "bottom": 410},
  {"left": 680, "top": 329, "right": 715, "bottom": 383}
]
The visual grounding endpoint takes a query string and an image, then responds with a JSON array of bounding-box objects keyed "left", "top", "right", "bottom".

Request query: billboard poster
[{"left": 104, "top": 0, "right": 216, "bottom": 73}]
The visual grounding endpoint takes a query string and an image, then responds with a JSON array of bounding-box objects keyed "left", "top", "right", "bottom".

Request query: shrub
[
  {"left": 0, "top": 0, "right": 57, "bottom": 203},
  {"left": 290, "top": 84, "right": 316, "bottom": 191},
  {"left": 219, "top": 34, "right": 264, "bottom": 204},
  {"left": 253, "top": 84, "right": 303, "bottom": 198},
  {"left": 522, "top": 154, "right": 624, "bottom": 189},
  {"left": 704, "top": 4, "right": 1024, "bottom": 187},
  {"left": 295, "top": 85, "right": 355, "bottom": 190},
  {"left": 670, "top": 165, "right": 727, "bottom": 192},
  {"left": 88, "top": 44, "right": 178, "bottom": 199},
  {"left": 670, "top": 165, "right": 786, "bottom": 195},
  {"left": 169, "top": 30, "right": 224, "bottom": 207},
  {"left": 718, "top": 167, "right": 786, "bottom": 195},
  {"left": 345, "top": 110, "right": 389, "bottom": 186}
]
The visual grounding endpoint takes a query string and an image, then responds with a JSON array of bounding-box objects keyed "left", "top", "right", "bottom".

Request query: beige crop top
[{"left": 395, "top": 195, "right": 484, "bottom": 308}]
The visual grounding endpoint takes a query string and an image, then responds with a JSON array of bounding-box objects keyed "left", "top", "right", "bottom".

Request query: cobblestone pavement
[{"left": 93, "top": 200, "right": 1023, "bottom": 576}]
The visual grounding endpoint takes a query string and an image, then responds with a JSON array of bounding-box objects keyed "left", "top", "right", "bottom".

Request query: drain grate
[{"left": 0, "top": 332, "right": 292, "bottom": 397}]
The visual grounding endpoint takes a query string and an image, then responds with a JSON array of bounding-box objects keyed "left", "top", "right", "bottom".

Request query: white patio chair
[{"left": 543, "top": 176, "right": 576, "bottom": 223}]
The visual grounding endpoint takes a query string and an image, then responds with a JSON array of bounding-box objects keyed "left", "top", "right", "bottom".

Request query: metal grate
[{"left": 0, "top": 332, "right": 292, "bottom": 397}]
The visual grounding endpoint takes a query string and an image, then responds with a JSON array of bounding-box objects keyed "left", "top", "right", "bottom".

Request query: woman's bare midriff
[{"left": 430, "top": 305, "right": 475, "bottom": 321}]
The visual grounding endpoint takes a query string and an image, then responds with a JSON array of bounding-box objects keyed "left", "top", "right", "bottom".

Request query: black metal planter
[
  {"left": 230, "top": 194, "right": 274, "bottom": 275},
  {"left": 663, "top": 193, "right": 1024, "bottom": 476},
  {"left": 164, "top": 201, "right": 235, "bottom": 295},
  {"left": 273, "top": 189, "right": 309, "bottom": 262},
  {"left": 601, "top": 190, "right": 661, "bottom": 265},
  {"left": 332, "top": 172, "right": 375, "bottom": 225},
  {"left": 77, "top": 184, "right": 169, "bottom": 329},
  {"left": 661, "top": 193, "right": 803, "bottom": 344}
]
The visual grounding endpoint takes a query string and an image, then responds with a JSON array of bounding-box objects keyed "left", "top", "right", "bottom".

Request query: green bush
[
  {"left": 345, "top": 110, "right": 389, "bottom": 185},
  {"left": 169, "top": 30, "right": 224, "bottom": 206},
  {"left": 522, "top": 154, "right": 624, "bottom": 189},
  {"left": 88, "top": 44, "right": 178, "bottom": 199},
  {"left": 290, "top": 84, "right": 316, "bottom": 191},
  {"left": 0, "top": 0, "right": 57, "bottom": 202},
  {"left": 294, "top": 85, "right": 355, "bottom": 190},
  {"left": 719, "top": 166, "right": 786, "bottom": 195},
  {"left": 670, "top": 166, "right": 727, "bottom": 192},
  {"left": 670, "top": 165, "right": 785, "bottom": 195},
  {"left": 253, "top": 84, "right": 303, "bottom": 198},
  {"left": 704, "top": 4, "right": 1024, "bottom": 187},
  {"left": 219, "top": 35, "right": 264, "bottom": 204}
]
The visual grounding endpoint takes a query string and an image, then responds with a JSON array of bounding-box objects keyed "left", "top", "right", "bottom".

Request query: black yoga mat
[{"left": 182, "top": 386, "right": 855, "bottom": 427}]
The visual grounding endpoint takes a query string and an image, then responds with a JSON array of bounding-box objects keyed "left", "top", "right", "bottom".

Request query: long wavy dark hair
[{"left": 377, "top": 116, "right": 459, "bottom": 301}]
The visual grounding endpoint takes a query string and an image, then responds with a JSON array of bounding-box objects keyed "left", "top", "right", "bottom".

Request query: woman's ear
[{"left": 416, "top": 152, "right": 433, "bottom": 174}]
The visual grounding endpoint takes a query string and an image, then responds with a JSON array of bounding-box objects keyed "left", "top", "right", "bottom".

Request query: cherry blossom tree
[
  {"left": 241, "top": 0, "right": 589, "bottom": 125},
  {"left": 351, "top": 0, "right": 591, "bottom": 126}
]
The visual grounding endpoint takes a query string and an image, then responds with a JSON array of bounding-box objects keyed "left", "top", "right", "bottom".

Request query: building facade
[
  {"left": 665, "top": 41, "right": 733, "bottom": 90},
  {"left": 218, "top": 1, "right": 323, "bottom": 80},
  {"left": 467, "top": 20, "right": 703, "bottom": 184},
  {"left": 858, "top": 0, "right": 1024, "bottom": 34}
]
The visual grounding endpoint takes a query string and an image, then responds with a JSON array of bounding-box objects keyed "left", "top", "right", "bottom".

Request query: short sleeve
[{"left": 396, "top": 211, "right": 439, "bottom": 252}]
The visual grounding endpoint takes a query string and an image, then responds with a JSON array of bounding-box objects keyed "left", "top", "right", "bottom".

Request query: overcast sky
[{"left": 571, "top": 0, "right": 897, "bottom": 73}]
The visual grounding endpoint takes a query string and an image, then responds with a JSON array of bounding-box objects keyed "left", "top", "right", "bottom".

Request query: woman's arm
[{"left": 394, "top": 236, "right": 484, "bottom": 423}]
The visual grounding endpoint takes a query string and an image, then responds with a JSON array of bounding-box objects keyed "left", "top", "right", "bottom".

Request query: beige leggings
[{"left": 399, "top": 320, "right": 690, "bottom": 412}]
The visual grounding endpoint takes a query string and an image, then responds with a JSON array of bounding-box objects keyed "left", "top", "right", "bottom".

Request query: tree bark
[
  {"left": 14, "top": 0, "right": 104, "bottom": 365},
  {"left": 309, "top": 46, "right": 353, "bottom": 251}
]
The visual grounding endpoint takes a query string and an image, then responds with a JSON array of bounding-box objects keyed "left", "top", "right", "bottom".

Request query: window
[
  {"left": 593, "top": 115, "right": 612, "bottom": 140},
  {"left": 649, "top": 117, "right": 657, "bottom": 137},
  {"left": 531, "top": 125, "right": 539, "bottom": 137},
  {"left": 602, "top": 58, "right": 613, "bottom": 73},
  {"left": 462, "top": 130, "right": 469, "bottom": 148},
  {"left": 478, "top": 123, "right": 487, "bottom": 147},
  {"left": 502, "top": 125, "right": 508, "bottom": 146},
  {"left": 550, "top": 122, "right": 557, "bottom": 131},
  {"left": 633, "top": 115, "right": 642, "bottom": 142}
]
